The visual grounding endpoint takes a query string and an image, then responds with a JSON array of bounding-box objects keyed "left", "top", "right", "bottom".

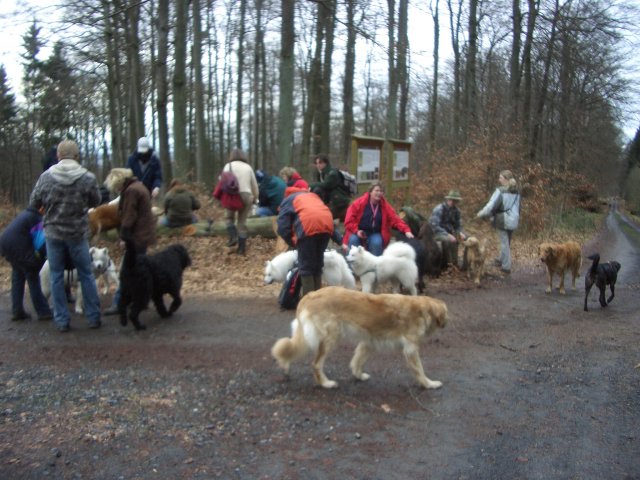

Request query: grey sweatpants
[{"left": 497, "top": 228, "right": 513, "bottom": 271}]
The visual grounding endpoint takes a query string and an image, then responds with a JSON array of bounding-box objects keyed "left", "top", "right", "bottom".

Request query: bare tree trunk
[
  {"left": 530, "top": 0, "right": 559, "bottom": 163},
  {"left": 277, "top": 0, "right": 295, "bottom": 169},
  {"left": 463, "top": 0, "right": 478, "bottom": 140},
  {"left": 447, "top": 0, "right": 463, "bottom": 146},
  {"left": 193, "top": 0, "right": 210, "bottom": 184},
  {"left": 509, "top": 0, "right": 522, "bottom": 130},
  {"left": 236, "top": 0, "right": 246, "bottom": 148},
  {"left": 173, "top": 0, "right": 189, "bottom": 179},
  {"left": 156, "top": 0, "right": 172, "bottom": 184},
  {"left": 102, "top": 0, "right": 124, "bottom": 167},
  {"left": 318, "top": 0, "right": 335, "bottom": 155},
  {"left": 386, "top": 0, "right": 397, "bottom": 140},
  {"left": 522, "top": 0, "right": 538, "bottom": 139},
  {"left": 125, "top": 1, "right": 144, "bottom": 144},
  {"left": 397, "top": 0, "right": 409, "bottom": 140},
  {"left": 428, "top": 0, "right": 440, "bottom": 156},
  {"left": 253, "top": 0, "right": 266, "bottom": 166},
  {"left": 340, "top": 0, "right": 357, "bottom": 166},
  {"left": 302, "top": 1, "right": 324, "bottom": 159}
]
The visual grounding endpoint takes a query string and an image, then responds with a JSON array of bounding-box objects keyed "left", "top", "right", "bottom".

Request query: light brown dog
[
  {"left": 463, "top": 236, "right": 486, "bottom": 285},
  {"left": 89, "top": 203, "right": 120, "bottom": 238},
  {"left": 271, "top": 286, "right": 447, "bottom": 389},
  {"left": 538, "top": 241, "right": 582, "bottom": 294}
]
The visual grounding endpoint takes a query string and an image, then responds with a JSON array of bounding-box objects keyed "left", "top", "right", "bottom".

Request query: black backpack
[{"left": 278, "top": 266, "right": 302, "bottom": 310}]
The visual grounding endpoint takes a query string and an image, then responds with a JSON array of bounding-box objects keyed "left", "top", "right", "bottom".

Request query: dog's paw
[
  {"left": 355, "top": 372, "right": 370, "bottom": 382},
  {"left": 320, "top": 380, "right": 339, "bottom": 389},
  {"left": 75, "top": 306, "right": 84, "bottom": 314},
  {"left": 134, "top": 323, "right": 147, "bottom": 331},
  {"left": 545, "top": 287, "right": 551, "bottom": 294},
  {"left": 423, "top": 379, "right": 443, "bottom": 389}
]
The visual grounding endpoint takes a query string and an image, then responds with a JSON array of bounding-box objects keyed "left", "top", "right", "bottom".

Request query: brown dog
[
  {"left": 463, "top": 236, "right": 486, "bottom": 285},
  {"left": 271, "top": 286, "right": 447, "bottom": 389},
  {"left": 538, "top": 241, "right": 582, "bottom": 294},
  {"left": 89, "top": 203, "right": 120, "bottom": 238}
]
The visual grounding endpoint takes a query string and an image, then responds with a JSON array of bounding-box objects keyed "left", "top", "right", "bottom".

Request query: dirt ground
[{"left": 1, "top": 209, "right": 639, "bottom": 479}]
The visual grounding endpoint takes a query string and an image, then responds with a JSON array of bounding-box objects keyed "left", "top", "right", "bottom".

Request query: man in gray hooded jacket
[{"left": 30, "top": 140, "right": 102, "bottom": 332}]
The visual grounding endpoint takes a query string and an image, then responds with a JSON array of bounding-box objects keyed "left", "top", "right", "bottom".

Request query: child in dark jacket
[{"left": 0, "top": 207, "right": 52, "bottom": 320}]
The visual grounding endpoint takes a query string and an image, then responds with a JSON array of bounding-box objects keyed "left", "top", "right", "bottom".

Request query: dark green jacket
[{"left": 310, "top": 165, "right": 351, "bottom": 220}]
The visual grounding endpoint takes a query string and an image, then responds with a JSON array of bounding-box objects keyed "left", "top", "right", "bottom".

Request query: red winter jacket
[{"left": 342, "top": 192, "right": 411, "bottom": 248}]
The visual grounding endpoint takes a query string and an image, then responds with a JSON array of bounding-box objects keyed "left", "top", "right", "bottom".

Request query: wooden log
[{"left": 96, "top": 215, "right": 279, "bottom": 240}]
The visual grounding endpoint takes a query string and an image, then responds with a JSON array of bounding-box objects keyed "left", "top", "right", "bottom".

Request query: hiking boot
[
  {"left": 226, "top": 225, "right": 238, "bottom": 247},
  {"left": 11, "top": 311, "right": 31, "bottom": 321},
  {"left": 89, "top": 320, "right": 102, "bottom": 329},
  {"left": 237, "top": 236, "right": 247, "bottom": 255},
  {"left": 57, "top": 324, "right": 71, "bottom": 333}
]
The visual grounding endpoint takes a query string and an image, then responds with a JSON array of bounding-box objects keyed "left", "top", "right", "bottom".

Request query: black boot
[
  {"left": 226, "top": 225, "right": 238, "bottom": 247},
  {"left": 300, "top": 275, "right": 315, "bottom": 297},
  {"left": 237, "top": 236, "right": 247, "bottom": 255}
]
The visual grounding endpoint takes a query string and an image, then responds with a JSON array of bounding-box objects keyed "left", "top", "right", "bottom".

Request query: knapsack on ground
[
  {"left": 278, "top": 266, "right": 302, "bottom": 310},
  {"left": 338, "top": 169, "right": 357, "bottom": 196}
]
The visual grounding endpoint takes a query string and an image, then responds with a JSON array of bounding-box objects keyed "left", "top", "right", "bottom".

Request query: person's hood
[
  {"left": 48, "top": 159, "right": 88, "bottom": 185},
  {"left": 284, "top": 186, "right": 308, "bottom": 198}
]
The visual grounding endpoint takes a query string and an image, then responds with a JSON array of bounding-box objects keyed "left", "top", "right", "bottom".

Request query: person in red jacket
[
  {"left": 276, "top": 187, "right": 334, "bottom": 296},
  {"left": 342, "top": 181, "right": 414, "bottom": 256},
  {"left": 279, "top": 166, "right": 310, "bottom": 190}
]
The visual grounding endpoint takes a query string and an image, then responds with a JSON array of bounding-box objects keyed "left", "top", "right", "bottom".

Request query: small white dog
[
  {"left": 346, "top": 242, "right": 418, "bottom": 295},
  {"left": 40, "top": 246, "right": 119, "bottom": 314},
  {"left": 264, "top": 249, "right": 355, "bottom": 289}
]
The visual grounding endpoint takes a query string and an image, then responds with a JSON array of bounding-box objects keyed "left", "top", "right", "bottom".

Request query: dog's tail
[
  {"left": 587, "top": 253, "right": 600, "bottom": 276},
  {"left": 271, "top": 317, "right": 310, "bottom": 374}
]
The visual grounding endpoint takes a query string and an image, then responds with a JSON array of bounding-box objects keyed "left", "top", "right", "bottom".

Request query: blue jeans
[
  {"left": 10, "top": 262, "right": 52, "bottom": 317},
  {"left": 256, "top": 206, "right": 276, "bottom": 217},
  {"left": 46, "top": 237, "right": 101, "bottom": 328},
  {"left": 347, "top": 232, "right": 383, "bottom": 256}
]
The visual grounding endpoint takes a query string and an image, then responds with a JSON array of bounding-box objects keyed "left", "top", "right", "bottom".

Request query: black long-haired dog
[
  {"left": 119, "top": 240, "right": 191, "bottom": 330},
  {"left": 584, "top": 253, "right": 621, "bottom": 312}
]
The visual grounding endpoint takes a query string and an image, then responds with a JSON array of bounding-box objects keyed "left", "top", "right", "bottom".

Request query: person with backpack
[
  {"left": 342, "top": 181, "right": 413, "bottom": 256},
  {"left": 0, "top": 207, "right": 52, "bottom": 321},
  {"left": 219, "top": 148, "right": 259, "bottom": 255},
  {"left": 476, "top": 170, "right": 521, "bottom": 274},
  {"left": 309, "top": 154, "right": 351, "bottom": 223}
]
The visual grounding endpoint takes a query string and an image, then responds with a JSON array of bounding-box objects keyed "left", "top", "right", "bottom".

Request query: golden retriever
[
  {"left": 538, "top": 241, "right": 582, "bottom": 294},
  {"left": 463, "top": 236, "right": 486, "bottom": 285},
  {"left": 271, "top": 286, "right": 447, "bottom": 389}
]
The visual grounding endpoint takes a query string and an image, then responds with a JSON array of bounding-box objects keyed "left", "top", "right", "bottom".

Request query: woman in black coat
[{"left": 0, "top": 207, "right": 52, "bottom": 320}]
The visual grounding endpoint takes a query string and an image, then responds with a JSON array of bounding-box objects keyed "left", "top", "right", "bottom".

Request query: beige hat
[
  {"left": 445, "top": 190, "right": 462, "bottom": 201},
  {"left": 105, "top": 168, "right": 134, "bottom": 193}
]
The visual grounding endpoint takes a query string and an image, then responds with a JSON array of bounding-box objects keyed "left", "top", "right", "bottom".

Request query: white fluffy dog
[
  {"left": 264, "top": 249, "right": 355, "bottom": 289},
  {"left": 346, "top": 242, "right": 418, "bottom": 295},
  {"left": 40, "top": 246, "right": 119, "bottom": 314}
]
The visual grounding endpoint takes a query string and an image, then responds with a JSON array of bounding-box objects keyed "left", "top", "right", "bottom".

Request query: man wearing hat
[
  {"left": 429, "top": 190, "right": 467, "bottom": 267},
  {"left": 126, "top": 136, "right": 163, "bottom": 199}
]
